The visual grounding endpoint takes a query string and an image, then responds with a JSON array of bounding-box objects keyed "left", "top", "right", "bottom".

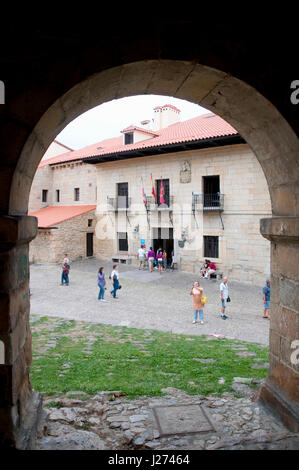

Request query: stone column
[
  {"left": 259, "top": 216, "right": 299, "bottom": 431},
  {"left": 0, "top": 215, "right": 43, "bottom": 448}
]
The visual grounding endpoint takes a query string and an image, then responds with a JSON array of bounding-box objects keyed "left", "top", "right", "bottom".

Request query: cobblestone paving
[
  {"left": 30, "top": 260, "right": 299, "bottom": 450},
  {"left": 38, "top": 388, "right": 299, "bottom": 450},
  {"left": 30, "top": 259, "right": 270, "bottom": 345}
]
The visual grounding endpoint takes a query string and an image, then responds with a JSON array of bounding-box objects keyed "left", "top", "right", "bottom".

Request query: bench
[
  {"left": 210, "top": 271, "right": 223, "bottom": 280},
  {"left": 111, "top": 255, "right": 132, "bottom": 265}
]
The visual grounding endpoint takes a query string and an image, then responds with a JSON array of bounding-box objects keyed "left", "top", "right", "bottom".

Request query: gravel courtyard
[{"left": 30, "top": 258, "right": 270, "bottom": 346}]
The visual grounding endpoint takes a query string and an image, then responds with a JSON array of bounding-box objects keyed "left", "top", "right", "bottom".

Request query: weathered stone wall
[
  {"left": 94, "top": 143, "right": 271, "bottom": 283},
  {"left": 28, "top": 166, "right": 53, "bottom": 212},
  {"left": 29, "top": 211, "right": 96, "bottom": 264},
  {"left": 28, "top": 162, "right": 97, "bottom": 212}
]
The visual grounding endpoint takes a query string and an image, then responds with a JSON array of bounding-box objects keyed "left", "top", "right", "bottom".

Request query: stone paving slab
[
  {"left": 152, "top": 403, "right": 216, "bottom": 436},
  {"left": 30, "top": 259, "right": 270, "bottom": 345}
]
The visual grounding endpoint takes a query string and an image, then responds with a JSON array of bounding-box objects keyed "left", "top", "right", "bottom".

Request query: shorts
[
  {"left": 139, "top": 258, "right": 144, "bottom": 264},
  {"left": 148, "top": 257, "right": 154, "bottom": 264},
  {"left": 264, "top": 300, "right": 270, "bottom": 309},
  {"left": 221, "top": 299, "right": 227, "bottom": 308}
]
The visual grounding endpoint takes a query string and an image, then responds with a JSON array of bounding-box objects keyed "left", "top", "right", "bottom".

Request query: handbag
[
  {"left": 201, "top": 294, "right": 207, "bottom": 305},
  {"left": 227, "top": 296, "right": 231, "bottom": 302}
]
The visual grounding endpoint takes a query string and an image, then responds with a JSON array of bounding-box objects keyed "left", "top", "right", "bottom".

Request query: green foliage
[{"left": 30, "top": 316, "right": 269, "bottom": 399}]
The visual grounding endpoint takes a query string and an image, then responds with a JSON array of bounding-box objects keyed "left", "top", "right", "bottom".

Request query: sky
[{"left": 56, "top": 94, "right": 209, "bottom": 150}]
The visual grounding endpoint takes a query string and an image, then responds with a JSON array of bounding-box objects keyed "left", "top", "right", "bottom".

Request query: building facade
[{"left": 29, "top": 105, "right": 271, "bottom": 282}]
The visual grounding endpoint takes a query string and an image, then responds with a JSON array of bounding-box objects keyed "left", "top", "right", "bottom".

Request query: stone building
[
  {"left": 28, "top": 146, "right": 97, "bottom": 263},
  {"left": 86, "top": 105, "right": 271, "bottom": 284},
  {"left": 29, "top": 104, "right": 272, "bottom": 283},
  {"left": 1, "top": 33, "right": 298, "bottom": 447}
]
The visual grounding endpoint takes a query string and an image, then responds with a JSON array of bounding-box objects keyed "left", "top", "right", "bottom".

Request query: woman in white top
[{"left": 110, "top": 264, "right": 120, "bottom": 299}]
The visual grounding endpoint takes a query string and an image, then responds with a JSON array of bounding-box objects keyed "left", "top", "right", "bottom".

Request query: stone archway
[{"left": 2, "top": 60, "right": 299, "bottom": 448}]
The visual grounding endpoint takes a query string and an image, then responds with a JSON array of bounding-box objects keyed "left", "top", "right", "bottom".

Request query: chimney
[{"left": 152, "top": 104, "right": 181, "bottom": 131}]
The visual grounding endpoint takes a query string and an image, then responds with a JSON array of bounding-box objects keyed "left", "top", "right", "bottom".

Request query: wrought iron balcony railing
[
  {"left": 192, "top": 193, "right": 224, "bottom": 212},
  {"left": 107, "top": 196, "right": 131, "bottom": 211},
  {"left": 203, "top": 193, "right": 224, "bottom": 211}
]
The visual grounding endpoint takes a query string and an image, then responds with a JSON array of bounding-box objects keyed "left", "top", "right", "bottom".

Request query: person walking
[
  {"left": 190, "top": 281, "right": 205, "bottom": 324},
  {"left": 138, "top": 245, "right": 146, "bottom": 270},
  {"left": 162, "top": 250, "right": 168, "bottom": 271},
  {"left": 98, "top": 267, "right": 107, "bottom": 302},
  {"left": 147, "top": 246, "right": 155, "bottom": 272},
  {"left": 220, "top": 277, "right": 229, "bottom": 319},
  {"left": 61, "top": 261, "right": 70, "bottom": 286},
  {"left": 263, "top": 279, "right": 271, "bottom": 319},
  {"left": 156, "top": 249, "right": 163, "bottom": 275},
  {"left": 110, "top": 264, "right": 120, "bottom": 299}
]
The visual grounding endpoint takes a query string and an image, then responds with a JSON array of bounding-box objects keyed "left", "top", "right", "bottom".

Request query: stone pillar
[
  {"left": 259, "top": 216, "right": 299, "bottom": 431},
  {"left": 0, "top": 215, "right": 43, "bottom": 448}
]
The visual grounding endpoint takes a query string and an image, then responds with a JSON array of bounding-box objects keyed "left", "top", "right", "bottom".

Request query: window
[
  {"left": 118, "top": 232, "right": 128, "bottom": 252},
  {"left": 74, "top": 188, "right": 80, "bottom": 201},
  {"left": 42, "top": 189, "right": 48, "bottom": 202},
  {"left": 203, "top": 175, "right": 220, "bottom": 207},
  {"left": 156, "top": 179, "right": 170, "bottom": 206},
  {"left": 124, "top": 132, "right": 134, "bottom": 145},
  {"left": 88, "top": 219, "right": 93, "bottom": 227},
  {"left": 117, "top": 182, "right": 129, "bottom": 209},
  {"left": 204, "top": 236, "right": 219, "bottom": 258},
  {"left": 56, "top": 189, "right": 60, "bottom": 202}
]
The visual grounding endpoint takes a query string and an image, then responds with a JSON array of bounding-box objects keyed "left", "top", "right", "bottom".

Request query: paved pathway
[{"left": 30, "top": 258, "right": 270, "bottom": 345}]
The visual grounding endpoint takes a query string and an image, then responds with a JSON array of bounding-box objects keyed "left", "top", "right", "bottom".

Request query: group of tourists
[
  {"left": 138, "top": 245, "right": 173, "bottom": 274},
  {"left": 190, "top": 276, "right": 271, "bottom": 325},
  {"left": 60, "top": 252, "right": 271, "bottom": 322}
]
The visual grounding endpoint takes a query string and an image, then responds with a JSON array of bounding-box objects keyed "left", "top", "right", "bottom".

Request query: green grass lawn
[{"left": 30, "top": 315, "right": 269, "bottom": 399}]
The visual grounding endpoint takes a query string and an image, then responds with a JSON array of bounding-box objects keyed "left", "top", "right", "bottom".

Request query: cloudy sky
[{"left": 56, "top": 94, "right": 209, "bottom": 150}]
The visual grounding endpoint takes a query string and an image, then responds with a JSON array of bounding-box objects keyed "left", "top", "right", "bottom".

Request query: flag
[
  {"left": 141, "top": 177, "right": 147, "bottom": 207},
  {"left": 151, "top": 173, "right": 157, "bottom": 203},
  {"left": 160, "top": 178, "right": 165, "bottom": 205}
]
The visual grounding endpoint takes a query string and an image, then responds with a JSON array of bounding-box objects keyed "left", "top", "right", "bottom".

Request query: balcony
[
  {"left": 192, "top": 193, "right": 224, "bottom": 212},
  {"left": 146, "top": 195, "right": 174, "bottom": 211},
  {"left": 203, "top": 193, "right": 224, "bottom": 211},
  {"left": 107, "top": 196, "right": 131, "bottom": 211}
]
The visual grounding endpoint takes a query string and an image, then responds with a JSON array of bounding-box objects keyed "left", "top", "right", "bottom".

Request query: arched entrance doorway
[{"left": 1, "top": 60, "right": 298, "bottom": 448}]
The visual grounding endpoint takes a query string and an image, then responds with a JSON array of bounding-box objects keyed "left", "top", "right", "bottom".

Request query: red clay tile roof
[
  {"left": 39, "top": 113, "right": 238, "bottom": 168},
  {"left": 120, "top": 125, "right": 158, "bottom": 136},
  {"left": 29, "top": 205, "right": 96, "bottom": 228}
]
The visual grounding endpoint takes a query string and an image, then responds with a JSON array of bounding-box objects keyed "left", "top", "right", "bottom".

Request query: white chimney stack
[{"left": 152, "top": 104, "right": 181, "bottom": 131}]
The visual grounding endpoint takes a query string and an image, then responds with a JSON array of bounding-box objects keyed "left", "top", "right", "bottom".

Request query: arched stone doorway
[{"left": 1, "top": 60, "right": 298, "bottom": 448}]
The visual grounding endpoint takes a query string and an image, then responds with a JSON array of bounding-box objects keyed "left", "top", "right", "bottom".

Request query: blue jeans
[
  {"left": 110, "top": 279, "right": 119, "bottom": 298},
  {"left": 98, "top": 285, "right": 105, "bottom": 300},
  {"left": 194, "top": 309, "right": 204, "bottom": 321},
  {"left": 61, "top": 272, "right": 69, "bottom": 285}
]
